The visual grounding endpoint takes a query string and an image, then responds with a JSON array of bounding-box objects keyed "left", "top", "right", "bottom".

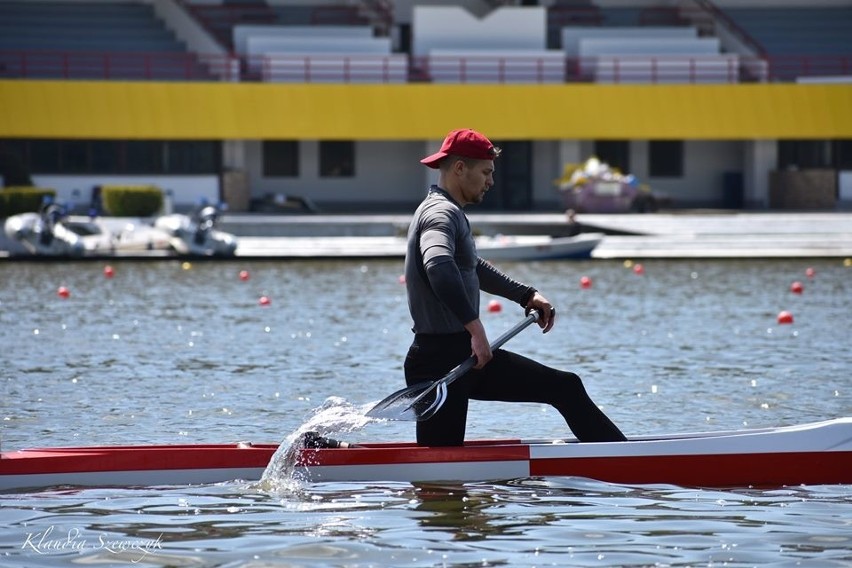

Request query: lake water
[{"left": 1, "top": 258, "right": 851, "bottom": 566}]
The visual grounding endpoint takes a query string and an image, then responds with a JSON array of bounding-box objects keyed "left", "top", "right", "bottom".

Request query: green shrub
[
  {"left": 0, "top": 187, "right": 56, "bottom": 218},
  {"left": 101, "top": 185, "right": 163, "bottom": 217}
]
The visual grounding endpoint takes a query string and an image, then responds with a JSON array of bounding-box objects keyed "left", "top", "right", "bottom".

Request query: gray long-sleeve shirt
[{"left": 405, "top": 186, "right": 535, "bottom": 334}]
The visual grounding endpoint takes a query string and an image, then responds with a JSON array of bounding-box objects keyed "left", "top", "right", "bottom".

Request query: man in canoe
[{"left": 404, "top": 128, "right": 627, "bottom": 447}]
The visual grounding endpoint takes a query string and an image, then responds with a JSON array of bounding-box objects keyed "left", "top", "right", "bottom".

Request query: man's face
[{"left": 458, "top": 159, "right": 495, "bottom": 205}]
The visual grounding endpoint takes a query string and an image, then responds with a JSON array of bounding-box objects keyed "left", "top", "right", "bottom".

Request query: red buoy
[
  {"left": 633, "top": 263, "right": 645, "bottom": 275},
  {"left": 103, "top": 265, "right": 115, "bottom": 278},
  {"left": 259, "top": 296, "right": 271, "bottom": 306},
  {"left": 487, "top": 299, "right": 502, "bottom": 313},
  {"left": 790, "top": 281, "right": 803, "bottom": 294},
  {"left": 580, "top": 276, "right": 592, "bottom": 289},
  {"left": 398, "top": 274, "right": 406, "bottom": 284},
  {"left": 57, "top": 286, "right": 70, "bottom": 299},
  {"left": 805, "top": 267, "right": 816, "bottom": 279},
  {"left": 239, "top": 270, "right": 250, "bottom": 281},
  {"left": 777, "top": 310, "right": 794, "bottom": 324}
]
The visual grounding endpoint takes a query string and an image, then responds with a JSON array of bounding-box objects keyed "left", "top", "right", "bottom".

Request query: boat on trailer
[{"left": 1, "top": 418, "right": 850, "bottom": 492}]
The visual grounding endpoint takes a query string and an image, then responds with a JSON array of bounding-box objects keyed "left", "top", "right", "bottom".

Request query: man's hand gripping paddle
[{"left": 366, "top": 310, "right": 542, "bottom": 422}]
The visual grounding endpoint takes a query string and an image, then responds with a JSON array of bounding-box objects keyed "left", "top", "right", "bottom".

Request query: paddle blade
[
  {"left": 416, "top": 381, "right": 448, "bottom": 422},
  {"left": 366, "top": 380, "right": 442, "bottom": 421}
]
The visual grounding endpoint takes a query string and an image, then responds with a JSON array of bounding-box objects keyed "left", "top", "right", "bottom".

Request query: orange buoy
[
  {"left": 790, "top": 281, "right": 803, "bottom": 294},
  {"left": 239, "top": 270, "right": 250, "bottom": 281},
  {"left": 777, "top": 310, "right": 794, "bottom": 324},
  {"left": 633, "top": 263, "right": 645, "bottom": 275},
  {"left": 487, "top": 299, "right": 502, "bottom": 313},
  {"left": 580, "top": 276, "right": 592, "bottom": 289},
  {"left": 57, "top": 286, "right": 70, "bottom": 299},
  {"left": 103, "top": 265, "right": 115, "bottom": 278},
  {"left": 259, "top": 296, "right": 271, "bottom": 306}
]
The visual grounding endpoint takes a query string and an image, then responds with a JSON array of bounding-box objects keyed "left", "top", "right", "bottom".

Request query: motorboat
[
  {"left": 234, "top": 233, "right": 602, "bottom": 261},
  {"left": 3, "top": 205, "right": 85, "bottom": 256},
  {"left": 154, "top": 204, "right": 237, "bottom": 256}
]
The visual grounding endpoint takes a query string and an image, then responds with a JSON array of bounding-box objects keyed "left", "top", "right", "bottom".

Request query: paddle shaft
[{"left": 404, "top": 310, "right": 541, "bottom": 411}]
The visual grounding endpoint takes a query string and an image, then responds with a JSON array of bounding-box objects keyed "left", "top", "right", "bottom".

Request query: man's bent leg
[
  {"left": 471, "top": 350, "right": 627, "bottom": 442},
  {"left": 404, "top": 334, "right": 473, "bottom": 447}
]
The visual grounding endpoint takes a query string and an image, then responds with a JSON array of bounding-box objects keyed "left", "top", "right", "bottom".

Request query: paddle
[{"left": 366, "top": 310, "right": 542, "bottom": 422}]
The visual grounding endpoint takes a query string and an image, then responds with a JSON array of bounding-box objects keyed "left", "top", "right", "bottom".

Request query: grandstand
[
  {"left": 2, "top": 1, "right": 846, "bottom": 84},
  {"left": 723, "top": 6, "right": 852, "bottom": 80},
  {"left": 0, "top": 0, "right": 850, "bottom": 212},
  {"left": 0, "top": 1, "right": 216, "bottom": 80}
]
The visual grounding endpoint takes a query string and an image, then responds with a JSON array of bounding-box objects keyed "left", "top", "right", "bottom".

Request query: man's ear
[{"left": 450, "top": 158, "right": 466, "bottom": 176}]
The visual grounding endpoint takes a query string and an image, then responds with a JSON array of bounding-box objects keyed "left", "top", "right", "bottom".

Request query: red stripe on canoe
[
  {"left": 297, "top": 441, "right": 530, "bottom": 467},
  {"left": 0, "top": 444, "right": 278, "bottom": 475}
]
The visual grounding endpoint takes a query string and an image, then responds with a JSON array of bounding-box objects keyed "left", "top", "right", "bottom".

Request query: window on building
[
  {"left": 30, "top": 140, "right": 62, "bottom": 173},
  {"left": 125, "top": 141, "right": 164, "bottom": 174},
  {"left": 167, "top": 141, "right": 219, "bottom": 174},
  {"left": 90, "top": 141, "right": 122, "bottom": 173},
  {"left": 0, "top": 139, "right": 32, "bottom": 185},
  {"left": 319, "top": 141, "right": 354, "bottom": 177},
  {"left": 62, "top": 141, "right": 89, "bottom": 173},
  {"left": 1, "top": 139, "right": 221, "bottom": 175},
  {"left": 649, "top": 140, "right": 683, "bottom": 177},
  {"left": 594, "top": 140, "right": 630, "bottom": 173},
  {"left": 835, "top": 140, "right": 852, "bottom": 169},
  {"left": 263, "top": 141, "right": 299, "bottom": 177},
  {"left": 778, "top": 140, "right": 834, "bottom": 169}
]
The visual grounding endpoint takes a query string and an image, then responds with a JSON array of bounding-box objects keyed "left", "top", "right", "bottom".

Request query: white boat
[
  {"left": 476, "top": 233, "right": 603, "bottom": 261},
  {"left": 65, "top": 217, "right": 173, "bottom": 255},
  {"left": 235, "top": 233, "right": 602, "bottom": 261},
  {"left": 4, "top": 207, "right": 176, "bottom": 258},
  {"left": 4, "top": 208, "right": 85, "bottom": 256},
  {"left": 154, "top": 205, "right": 237, "bottom": 257},
  {"left": 1, "top": 418, "right": 850, "bottom": 491}
]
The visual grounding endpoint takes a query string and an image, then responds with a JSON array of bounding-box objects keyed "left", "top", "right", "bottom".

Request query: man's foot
[{"left": 300, "top": 431, "right": 359, "bottom": 449}]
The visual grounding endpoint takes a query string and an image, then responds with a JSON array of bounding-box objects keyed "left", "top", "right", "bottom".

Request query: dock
[{"left": 222, "top": 212, "right": 852, "bottom": 260}]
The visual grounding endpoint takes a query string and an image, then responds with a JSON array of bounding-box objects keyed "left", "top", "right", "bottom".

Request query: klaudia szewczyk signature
[{"left": 22, "top": 525, "right": 163, "bottom": 563}]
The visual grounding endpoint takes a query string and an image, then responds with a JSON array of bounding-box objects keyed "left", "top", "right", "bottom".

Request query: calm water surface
[{"left": 1, "top": 258, "right": 851, "bottom": 567}]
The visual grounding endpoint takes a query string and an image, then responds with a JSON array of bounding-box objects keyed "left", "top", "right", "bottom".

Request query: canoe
[{"left": 1, "top": 418, "right": 850, "bottom": 491}]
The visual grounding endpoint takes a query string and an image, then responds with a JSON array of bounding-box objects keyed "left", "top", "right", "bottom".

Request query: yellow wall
[{"left": 1, "top": 80, "right": 850, "bottom": 140}]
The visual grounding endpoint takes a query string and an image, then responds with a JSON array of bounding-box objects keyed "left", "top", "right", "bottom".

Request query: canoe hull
[{"left": 2, "top": 418, "right": 850, "bottom": 491}]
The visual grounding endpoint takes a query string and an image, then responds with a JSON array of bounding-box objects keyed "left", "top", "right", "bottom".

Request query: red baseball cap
[{"left": 420, "top": 128, "right": 499, "bottom": 169}]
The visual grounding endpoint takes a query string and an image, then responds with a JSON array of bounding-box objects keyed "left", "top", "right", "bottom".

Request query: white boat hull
[
  {"left": 235, "top": 233, "right": 602, "bottom": 261},
  {"left": 4, "top": 213, "right": 85, "bottom": 256}
]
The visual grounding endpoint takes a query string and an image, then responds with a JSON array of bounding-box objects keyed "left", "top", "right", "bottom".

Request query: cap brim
[{"left": 419, "top": 151, "right": 447, "bottom": 169}]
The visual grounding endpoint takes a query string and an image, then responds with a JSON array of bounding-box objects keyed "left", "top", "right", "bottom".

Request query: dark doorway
[
  {"left": 481, "top": 141, "right": 533, "bottom": 211},
  {"left": 594, "top": 140, "right": 630, "bottom": 173}
]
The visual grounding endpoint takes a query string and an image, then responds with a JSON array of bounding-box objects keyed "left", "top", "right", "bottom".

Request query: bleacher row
[
  {"left": 0, "top": 1, "right": 215, "bottom": 80},
  {"left": 0, "top": 1, "right": 849, "bottom": 83}
]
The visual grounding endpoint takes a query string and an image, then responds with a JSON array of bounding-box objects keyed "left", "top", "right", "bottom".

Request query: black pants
[{"left": 404, "top": 332, "right": 627, "bottom": 446}]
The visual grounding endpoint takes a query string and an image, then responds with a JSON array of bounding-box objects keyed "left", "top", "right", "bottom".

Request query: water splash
[{"left": 255, "top": 396, "right": 375, "bottom": 495}]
